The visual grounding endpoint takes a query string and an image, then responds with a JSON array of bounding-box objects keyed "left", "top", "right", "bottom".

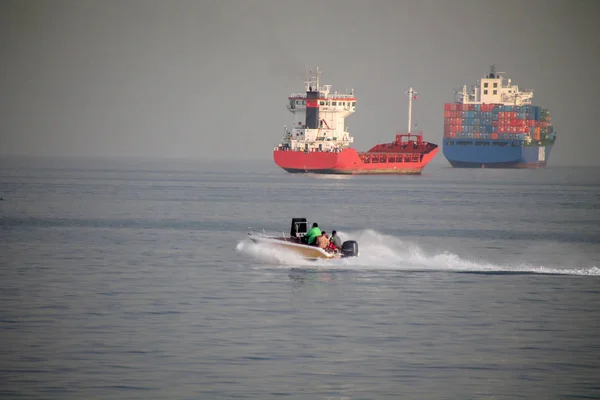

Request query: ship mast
[
  {"left": 315, "top": 66, "right": 321, "bottom": 92},
  {"left": 406, "top": 87, "right": 417, "bottom": 133},
  {"left": 306, "top": 67, "right": 323, "bottom": 92}
]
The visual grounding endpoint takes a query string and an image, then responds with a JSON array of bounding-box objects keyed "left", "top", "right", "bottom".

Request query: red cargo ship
[{"left": 273, "top": 69, "right": 438, "bottom": 175}]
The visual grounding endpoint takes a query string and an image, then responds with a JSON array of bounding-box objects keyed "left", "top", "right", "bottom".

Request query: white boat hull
[{"left": 248, "top": 235, "right": 340, "bottom": 260}]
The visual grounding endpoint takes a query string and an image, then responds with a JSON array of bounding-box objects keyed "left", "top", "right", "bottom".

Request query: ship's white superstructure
[
  {"left": 277, "top": 68, "right": 356, "bottom": 153},
  {"left": 455, "top": 65, "right": 534, "bottom": 106}
]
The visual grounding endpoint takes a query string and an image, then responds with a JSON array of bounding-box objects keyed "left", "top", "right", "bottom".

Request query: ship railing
[
  {"left": 274, "top": 145, "right": 297, "bottom": 151},
  {"left": 275, "top": 144, "right": 351, "bottom": 153},
  {"left": 321, "top": 93, "right": 356, "bottom": 99},
  {"left": 357, "top": 152, "right": 424, "bottom": 164},
  {"left": 288, "top": 92, "right": 356, "bottom": 99}
]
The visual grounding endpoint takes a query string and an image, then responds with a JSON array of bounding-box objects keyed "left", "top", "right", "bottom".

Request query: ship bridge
[
  {"left": 277, "top": 68, "right": 356, "bottom": 153},
  {"left": 456, "top": 65, "right": 534, "bottom": 106}
]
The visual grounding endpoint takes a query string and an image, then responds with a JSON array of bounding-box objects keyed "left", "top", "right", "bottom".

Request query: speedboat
[{"left": 247, "top": 217, "right": 359, "bottom": 260}]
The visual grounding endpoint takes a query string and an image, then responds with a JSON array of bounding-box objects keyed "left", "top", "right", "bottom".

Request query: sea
[{"left": 1, "top": 156, "right": 599, "bottom": 400}]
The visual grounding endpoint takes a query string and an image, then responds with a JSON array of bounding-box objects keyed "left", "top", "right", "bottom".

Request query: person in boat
[
  {"left": 326, "top": 240, "right": 338, "bottom": 253},
  {"left": 329, "top": 230, "right": 342, "bottom": 250},
  {"left": 315, "top": 231, "right": 329, "bottom": 249},
  {"left": 306, "top": 222, "right": 322, "bottom": 245}
]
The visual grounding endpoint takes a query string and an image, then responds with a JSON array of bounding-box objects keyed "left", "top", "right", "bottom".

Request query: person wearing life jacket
[
  {"left": 305, "top": 223, "right": 322, "bottom": 245},
  {"left": 326, "top": 240, "right": 338, "bottom": 253}
]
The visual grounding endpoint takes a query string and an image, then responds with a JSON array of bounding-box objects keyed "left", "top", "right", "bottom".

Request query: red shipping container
[
  {"left": 455, "top": 103, "right": 463, "bottom": 111},
  {"left": 444, "top": 104, "right": 451, "bottom": 111}
]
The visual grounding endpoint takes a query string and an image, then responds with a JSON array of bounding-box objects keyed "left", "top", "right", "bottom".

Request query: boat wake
[{"left": 236, "top": 229, "right": 599, "bottom": 276}]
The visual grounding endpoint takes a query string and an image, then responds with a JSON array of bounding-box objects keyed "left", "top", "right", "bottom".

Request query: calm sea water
[{"left": 1, "top": 157, "right": 599, "bottom": 399}]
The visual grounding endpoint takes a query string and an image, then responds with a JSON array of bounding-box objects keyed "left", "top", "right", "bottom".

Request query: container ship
[
  {"left": 443, "top": 66, "right": 556, "bottom": 168},
  {"left": 273, "top": 69, "right": 438, "bottom": 175}
]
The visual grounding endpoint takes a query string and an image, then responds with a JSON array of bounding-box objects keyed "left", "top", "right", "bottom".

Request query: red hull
[{"left": 274, "top": 147, "right": 438, "bottom": 175}]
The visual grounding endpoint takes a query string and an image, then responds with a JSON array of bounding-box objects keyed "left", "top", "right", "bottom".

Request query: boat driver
[{"left": 306, "top": 223, "right": 322, "bottom": 245}]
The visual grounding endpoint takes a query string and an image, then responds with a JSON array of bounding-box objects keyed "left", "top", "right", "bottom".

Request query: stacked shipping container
[{"left": 443, "top": 103, "right": 554, "bottom": 143}]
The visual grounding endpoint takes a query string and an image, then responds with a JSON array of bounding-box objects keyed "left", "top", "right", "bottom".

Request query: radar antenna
[
  {"left": 306, "top": 67, "right": 323, "bottom": 92},
  {"left": 488, "top": 65, "right": 506, "bottom": 80}
]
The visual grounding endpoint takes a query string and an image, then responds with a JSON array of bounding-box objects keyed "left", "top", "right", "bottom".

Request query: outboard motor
[{"left": 341, "top": 240, "right": 359, "bottom": 258}]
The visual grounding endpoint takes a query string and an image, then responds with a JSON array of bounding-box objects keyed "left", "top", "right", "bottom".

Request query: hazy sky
[{"left": 1, "top": 0, "right": 599, "bottom": 166}]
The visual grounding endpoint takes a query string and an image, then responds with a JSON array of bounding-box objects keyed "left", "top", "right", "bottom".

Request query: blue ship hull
[{"left": 443, "top": 139, "right": 554, "bottom": 168}]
